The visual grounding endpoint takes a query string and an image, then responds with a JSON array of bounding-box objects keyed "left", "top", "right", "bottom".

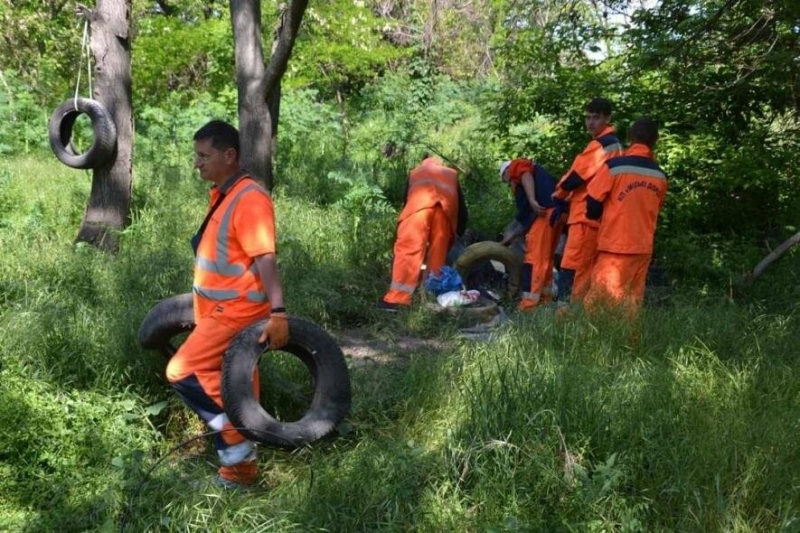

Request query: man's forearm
[
  {"left": 254, "top": 253, "right": 285, "bottom": 310},
  {"left": 521, "top": 173, "right": 538, "bottom": 209}
]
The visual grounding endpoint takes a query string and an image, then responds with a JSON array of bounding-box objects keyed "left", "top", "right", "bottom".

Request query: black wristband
[{"left": 271, "top": 307, "right": 286, "bottom": 314}]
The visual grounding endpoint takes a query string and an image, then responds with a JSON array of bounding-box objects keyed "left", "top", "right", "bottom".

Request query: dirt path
[{"left": 332, "top": 328, "right": 450, "bottom": 367}]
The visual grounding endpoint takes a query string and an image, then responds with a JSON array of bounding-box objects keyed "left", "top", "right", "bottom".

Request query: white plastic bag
[{"left": 437, "top": 290, "right": 481, "bottom": 308}]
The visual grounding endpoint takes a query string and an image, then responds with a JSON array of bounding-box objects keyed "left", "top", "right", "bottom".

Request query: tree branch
[
  {"left": 743, "top": 231, "right": 800, "bottom": 284},
  {"left": 263, "top": 0, "right": 309, "bottom": 98}
]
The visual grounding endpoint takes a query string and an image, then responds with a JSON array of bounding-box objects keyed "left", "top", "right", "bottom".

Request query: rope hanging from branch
[{"left": 73, "top": 18, "right": 93, "bottom": 109}]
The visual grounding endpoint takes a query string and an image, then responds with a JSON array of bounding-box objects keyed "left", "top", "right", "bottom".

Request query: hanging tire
[
  {"left": 222, "top": 317, "right": 352, "bottom": 449},
  {"left": 454, "top": 241, "right": 523, "bottom": 299},
  {"left": 48, "top": 97, "right": 117, "bottom": 169},
  {"left": 137, "top": 293, "right": 195, "bottom": 357}
]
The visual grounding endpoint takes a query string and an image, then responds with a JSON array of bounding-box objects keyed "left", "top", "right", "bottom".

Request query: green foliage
[
  {"left": 483, "top": 0, "right": 799, "bottom": 284},
  {"left": 288, "top": 0, "right": 409, "bottom": 98},
  {"left": 0, "top": 71, "right": 51, "bottom": 156},
  {"left": 2, "top": 0, "right": 793, "bottom": 287},
  {"left": 625, "top": 0, "right": 799, "bottom": 247},
  {"left": 0, "top": 1, "right": 83, "bottom": 106},
  {"left": 0, "top": 374, "right": 160, "bottom": 532},
  {"left": 133, "top": 15, "right": 234, "bottom": 106},
  {"left": 136, "top": 90, "right": 237, "bottom": 168},
  {"left": 274, "top": 88, "right": 347, "bottom": 203}
]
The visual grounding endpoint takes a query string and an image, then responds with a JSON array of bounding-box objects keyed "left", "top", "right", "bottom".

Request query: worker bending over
[
  {"left": 379, "top": 155, "right": 467, "bottom": 311},
  {"left": 499, "top": 158, "right": 563, "bottom": 311}
]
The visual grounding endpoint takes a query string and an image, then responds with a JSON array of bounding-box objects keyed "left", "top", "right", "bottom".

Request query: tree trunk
[
  {"left": 230, "top": 0, "right": 308, "bottom": 191},
  {"left": 76, "top": 0, "right": 133, "bottom": 252}
]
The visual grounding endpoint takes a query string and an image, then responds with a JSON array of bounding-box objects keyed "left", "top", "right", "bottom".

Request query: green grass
[{"left": 0, "top": 156, "right": 798, "bottom": 532}]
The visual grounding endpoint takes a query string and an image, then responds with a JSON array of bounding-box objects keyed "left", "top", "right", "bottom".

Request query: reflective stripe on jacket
[
  {"left": 398, "top": 157, "right": 460, "bottom": 233},
  {"left": 587, "top": 143, "right": 668, "bottom": 255},
  {"left": 193, "top": 175, "right": 275, "bottom": 324}
]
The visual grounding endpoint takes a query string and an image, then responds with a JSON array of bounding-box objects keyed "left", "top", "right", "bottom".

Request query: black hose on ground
[{"left": 118, "top": 427, "right": 313, "bottom": 532}]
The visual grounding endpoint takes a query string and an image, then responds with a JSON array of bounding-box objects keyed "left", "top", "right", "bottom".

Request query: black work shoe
[{"left": 376, "top": 300, "right": 403, "bottom": 313}]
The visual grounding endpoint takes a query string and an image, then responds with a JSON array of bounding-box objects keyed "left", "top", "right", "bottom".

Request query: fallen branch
[{"left": 743, "top": 231, "right": 800, "bottom": 284}]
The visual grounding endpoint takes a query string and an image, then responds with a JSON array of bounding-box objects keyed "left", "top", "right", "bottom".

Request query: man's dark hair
[
  {"left": 193, "top": 120, "right": 240, "bottom": 155},
  {"left": 628, "top": 117, "right": 659, "bottom": 147},
  {"left": 585, "top": 98, "right": 613, "bottom": 116}
]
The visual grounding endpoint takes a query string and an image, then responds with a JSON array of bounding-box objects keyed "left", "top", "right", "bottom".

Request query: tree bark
[
  {"left": 230, "top": 0, "right": 308, "bottom": 191},
  {"left": 76, "top": 0, "right": 133, "bottom": 252}
]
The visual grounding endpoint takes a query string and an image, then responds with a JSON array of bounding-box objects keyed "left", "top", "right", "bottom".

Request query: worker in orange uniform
[
  {"left": 584, "top": 117, "right": 668, "bottom": 318},
  {"left": 165, "top": 120, "right": 289, "bottom": 489},
  {"left": 499, "top": 158, "right": 563, "bottom": 311},
  {"left": 551, "top": 98, "right": 622, "bottom": 313},
  {"left": 379, "top": 154, "right": 467, "bottom": 311}
]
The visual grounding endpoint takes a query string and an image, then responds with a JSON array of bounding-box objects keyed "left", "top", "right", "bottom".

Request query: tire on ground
[
  {"left": 435, "top": 297, "right": 499, "bottom": 324},
  {"left": 454, "top": 241, "right": 522, "bottom": 298},
  {"left": 222, "top": 317, "right": 352, "bottom": 448},
  {"left": 48, "top": 97, "right": 117, "bottom": 169},
  {"left": 137, "top": 293, "right": 195, "bottom": 357}
]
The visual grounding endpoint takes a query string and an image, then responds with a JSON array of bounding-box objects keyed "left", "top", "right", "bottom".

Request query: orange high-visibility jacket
[
  {"left": 554, "top": 126, "right": 622, "bottom": 227},
  {"left": 193, "top": 173, "right": 276, "bottom": 328},
  {"left": 398, "top": 157, "right": 460, "bottom": 233},
  {"left": 586, "top": 143, "right": 668, "bottom": 255}
]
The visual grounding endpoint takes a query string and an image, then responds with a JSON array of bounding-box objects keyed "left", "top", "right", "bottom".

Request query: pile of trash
[
  {"left": 423, "top": 267, "right": 505, "bottom": 337},
  {"left": 424, "top": 266, "right": 484, "bottom": 307}
]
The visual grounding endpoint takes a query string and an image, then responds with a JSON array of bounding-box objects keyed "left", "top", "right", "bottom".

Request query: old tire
[
  {"left": 453, "top": 297, "right": 499, "bottom": 320},
  {"left": 431, "top": 297, "right": 500, "bottom": 327},
  {"left": 222, "top": 317, "right": 352, "bottom": 448},
  {"left": 138, "top": 294, "right": 352, "bottom": 448},
  {"left": 454, "top": 241, "right": 522, "bottom": 298},
  {"left": 48, "top": 97, "right": 117, "bottom": 169},
  {"left": 137, "top": 293, "right": 195, "bottom": 357}
]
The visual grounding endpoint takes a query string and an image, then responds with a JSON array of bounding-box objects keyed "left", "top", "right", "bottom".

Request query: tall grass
[{"left": 0, "top": 156, "right": 798, "bottom": 532}]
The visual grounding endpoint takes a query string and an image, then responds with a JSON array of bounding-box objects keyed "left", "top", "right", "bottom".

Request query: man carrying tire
[
  {"left": 499, "top": 158, "right": 563, "bottom": 311},
  {"left": 378, "top": 154, "right": 468, "bottom": 311},
  {"left": 165, "top": 120, "right": 289, "bottom": 489}
]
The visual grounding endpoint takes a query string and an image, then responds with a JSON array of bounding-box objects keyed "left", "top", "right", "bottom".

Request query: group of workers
[
  {"left": 379, "top": 97, "right": 668, "bottom": 320},
  {"left": 164, "top": 98, "right": 667, "bottom": 490}
]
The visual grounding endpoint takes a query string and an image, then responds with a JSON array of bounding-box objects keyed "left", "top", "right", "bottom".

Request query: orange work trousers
[
  {"left": 560, "top": 223, "right": 599, "bottom": 303},
  {"left": 585, "top": 251, "right": 651, "bottom": 319},
  {"left": 166, "top": 315, "right": 259, "bottom": 448},
  {"left": 519, "top": 210, "right": 564, "bottom": 311},
  {"left": 383, "top": 205, "right": 453, "bottom": 306}
]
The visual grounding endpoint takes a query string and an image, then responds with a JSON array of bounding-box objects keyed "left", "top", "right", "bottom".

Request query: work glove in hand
[
  {"left": 259, "top": 313, "right": 289, "bottom": 350},
  {"left": 549, "top": 198, "right": 568, "bottom": 227}
]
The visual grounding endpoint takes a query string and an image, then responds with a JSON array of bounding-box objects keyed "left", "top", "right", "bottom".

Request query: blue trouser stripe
[
  {"left": 521, "top": 263, "right": 533, "bottom": 294},
  {"left": 171, "top": 375, "right": 231, "bottom": 451},
  {"left": 557, "top": 269, "right": 575, "bottom": 302}
]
